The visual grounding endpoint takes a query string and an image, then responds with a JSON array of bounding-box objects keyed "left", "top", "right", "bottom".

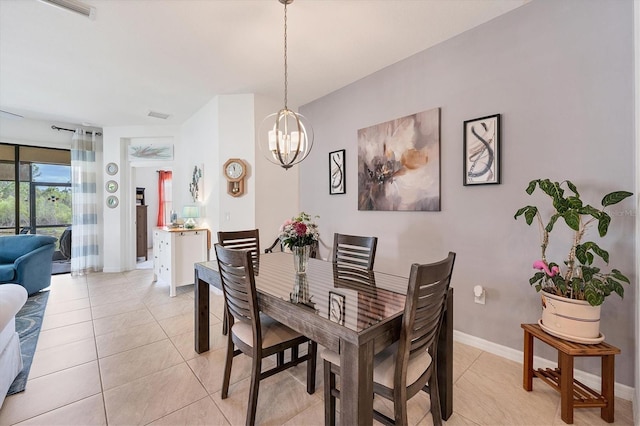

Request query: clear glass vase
[{"left": 292, "top": 245, "right": 310, "bottom": 274}]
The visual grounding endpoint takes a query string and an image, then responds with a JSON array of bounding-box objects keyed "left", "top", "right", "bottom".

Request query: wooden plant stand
[{"left": 521, "top": 323, "right": 620, "bottom": 424}]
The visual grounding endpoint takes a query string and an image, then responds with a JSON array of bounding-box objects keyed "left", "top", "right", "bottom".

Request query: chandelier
[{"left": 258, "top": 0, "right": 313, "bottom": 170}]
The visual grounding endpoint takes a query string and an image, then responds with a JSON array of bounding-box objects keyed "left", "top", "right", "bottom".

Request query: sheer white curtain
[{"left": 71, "top": 129, "right": 99, "bottom": 275}]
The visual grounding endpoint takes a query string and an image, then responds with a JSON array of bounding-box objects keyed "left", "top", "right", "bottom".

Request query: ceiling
[{"left": 0, "top": 0, "right": 529, "bottom": 128}]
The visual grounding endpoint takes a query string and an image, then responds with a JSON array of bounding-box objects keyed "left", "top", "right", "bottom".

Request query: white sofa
[{"left": 0, "top": 284, "right": 28, "bottom": 408}]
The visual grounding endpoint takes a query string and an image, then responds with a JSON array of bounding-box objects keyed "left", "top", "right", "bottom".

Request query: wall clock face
[{"left": 225, "top": 161, "right": 244, "bottom": 179}]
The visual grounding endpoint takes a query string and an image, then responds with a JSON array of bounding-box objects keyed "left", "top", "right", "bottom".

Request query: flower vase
[{"left": 292, "top": 245, "right": 310, "bottom": 274}]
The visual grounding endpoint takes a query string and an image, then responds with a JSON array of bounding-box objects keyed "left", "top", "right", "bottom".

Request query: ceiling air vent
[
  {"left": 38, "top": 0, "right": 96, "bottom": 20},
  {"left": 148, "top": 111, "right": 171, "bottom": 120}
]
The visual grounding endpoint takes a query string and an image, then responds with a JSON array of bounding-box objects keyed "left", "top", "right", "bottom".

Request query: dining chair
[
  {"left": 218, "top": 229, "right": 260, "bottom": 270},
  {"left": 321, "top": 252, "right": 456, "bottom": 426},
  {"left": 332, "top": 233, "right": 378, "bottom": 270},
  {"left": 215, "top": 244, "right": 317, "bottom": 426},
  {"left": 265, "top": 236, "right": 320, "bottom": 259},
  {"left": 217, "top": 230, "right": 260, "bottom": 336}
]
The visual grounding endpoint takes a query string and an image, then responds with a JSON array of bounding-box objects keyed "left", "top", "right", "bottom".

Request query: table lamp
[{"left": 182, "top": 205, "right": 199, "bottom": 229}]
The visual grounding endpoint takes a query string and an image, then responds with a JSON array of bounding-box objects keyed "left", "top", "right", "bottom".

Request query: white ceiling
[{"left": 0, "top": 0, "right": 529, "bottom": 128}]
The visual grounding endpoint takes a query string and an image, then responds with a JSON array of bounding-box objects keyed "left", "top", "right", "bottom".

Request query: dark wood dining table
[{"left": 194, "top": 252, "right": 453, "bottom": 425}]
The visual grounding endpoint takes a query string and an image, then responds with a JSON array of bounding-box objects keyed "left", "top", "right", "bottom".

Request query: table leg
[
  {"left": 601, "top": 354, "right": 615, "bottom": 422},
  {"left": 340, "top": 339, "right": 374, "bottom": 425},
  {"left": 523, "top": 329, "right": 533, "bottom": 391},
  {"left": 195, "top": 273, "right": 210, "bottom": 354},
  {"left": 559, "top": 351, "right": 574, "bottom": 424},
  {"left": 437, "top": 288, "right": 453, "bottom": 419}
]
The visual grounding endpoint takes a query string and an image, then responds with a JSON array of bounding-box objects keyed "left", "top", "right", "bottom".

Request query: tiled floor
[{"left": 0, "top": 269, "right": 634, "bottom": 425}]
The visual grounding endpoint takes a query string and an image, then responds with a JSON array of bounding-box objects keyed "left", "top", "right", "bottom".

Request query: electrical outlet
[{"left": 473, "top": 285, "right": 486, "bottom": 305}]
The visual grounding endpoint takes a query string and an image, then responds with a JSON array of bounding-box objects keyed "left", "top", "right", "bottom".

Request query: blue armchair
[{"left": 0, "top": 235, "right": 57, "bottom": 295}]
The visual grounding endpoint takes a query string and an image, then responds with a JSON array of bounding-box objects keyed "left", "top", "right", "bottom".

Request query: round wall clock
[
  {"left": 106, "top": 195, "right": 119, "bottom": 208},
  {"left": 222, "top": 158, "right": 247, "bottom": 197},
  {"left": 106, "top": 162, "right": 119, "bottom": 175},
  {"left": 105, "top": 180, "right": 118, "bottom": 193}
]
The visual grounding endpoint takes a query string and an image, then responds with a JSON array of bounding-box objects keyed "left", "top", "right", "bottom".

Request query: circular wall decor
[
  {"left": 106, "top": 195, "right": 119, "bottom": 208},
  {"left": 106, "top": 162, "right": 119, "bottom": 175},
  {"left": 105, "top": 180, "right": 118, "bottom": 193}
]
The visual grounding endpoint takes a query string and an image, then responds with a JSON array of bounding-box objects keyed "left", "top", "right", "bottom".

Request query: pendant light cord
[{"left": 283, "top": 1, "right": 288, "bottom": 109}]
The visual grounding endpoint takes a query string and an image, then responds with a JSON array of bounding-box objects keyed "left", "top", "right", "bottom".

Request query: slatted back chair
[
  {"left": 217, "top": 229, "right": 260, "bottom": 271},
  {"left": 322, "top": 252, "right": 456, "bottom": 426},
  {"left": 215, "top": 244, "right": 317, "bottom": 426},
  {"left": 332, "top": 233, "right": 378, "bottom": 270},
  {"left": 265, "top": 236, "right": 320, "bottom": 259}
]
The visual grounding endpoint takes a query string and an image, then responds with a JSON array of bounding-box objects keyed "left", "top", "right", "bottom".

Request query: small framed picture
[
  {"left": 328, "top": 291, "right": 345, "bottom": 325},
  {"left": 329, "top": 149, "right": 346, "bottom": 195},
  {"left": 463, "top": 114, "right": 501, "bottom": 185}
]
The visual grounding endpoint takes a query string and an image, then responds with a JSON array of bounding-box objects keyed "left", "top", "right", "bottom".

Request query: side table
[{"left": 521, "top": 323, "right": 620, "bottom": 424}]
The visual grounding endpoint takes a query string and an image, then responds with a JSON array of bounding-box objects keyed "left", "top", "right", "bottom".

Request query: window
[{"left": 0, "top": 144, "right": 71, "bottom": 240}]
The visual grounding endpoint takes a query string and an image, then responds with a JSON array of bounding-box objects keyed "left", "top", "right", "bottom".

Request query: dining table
[{"left": 194, "top": 251, "right": 453, "bottom": 425}]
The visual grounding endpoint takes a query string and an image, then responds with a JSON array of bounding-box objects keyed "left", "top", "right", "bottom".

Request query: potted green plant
[{"left": 514, "top": 179, "right": 632, "bottom": 342}]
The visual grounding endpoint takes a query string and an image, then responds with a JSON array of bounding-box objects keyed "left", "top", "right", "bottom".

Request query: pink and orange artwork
[{"left": 357, "top": 108, "right": 440, "bottom": 211}]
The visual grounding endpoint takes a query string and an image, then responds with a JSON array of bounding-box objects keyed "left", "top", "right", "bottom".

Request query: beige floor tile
[
  {"left": 169, "top": 324, "right": 225, "bottom": 361},
  {"left": 99, "top": 339, "right": 184, "bottom": 390},
  {"left": 157, "top": 312, "right": 220, "bottom": 337},
  {"left": 14, "top": 394, "right": 106, "bottom": 426},
  {"left": 36, "top": 320, "right": 95, "bottom": 351},
  {"left": 211, "top": 369, "right": 321, "bottom": 426},
  {"left": 0, "top": 361, "right": 102, "bottom": 425},
  {"left": 40, "top": 308, "right": 92, "bottom": 331},
  {"left": 89, "top": 285, "right": 149, "bottom": 307},
  {"left": 90, "top": 298, "right": 148, "bottom": 320},
  {"left": 452, "top": 341, "right": 482, "bottom": 384},
  {"left": 187, "top": 344, "right": 271, "bottom": 395},
  {"left": 283, "top": 400, "right": 325, "bottom": 426},
  {"left": 92, "top": 308, "right": 155, "bottom": 336},
  {"left": 148, "top": 396, "right": 230, "bottom": 426},
  {"left": 103, "top": 363, "right": 207, "bottom": 425},
  {"left": 95, "top": 321, "right": 167, "bottom": 358},
  {"left": 29, "top": 337, "right": 97, "bottom": 379},
  {"left": 45, "top": 287, "right": 89, "bottom": 305},
  {"left": 282, "top": 346, "right": 324, "bottom": 393},
  {"left": 147, "top": 295, "right": 194, "bottom": 321},
  {"left": 44, "top": 297, "right": 90, "bottom": 316},
  {"left": 453, "top": 366, "right": 559, "bottom": 425}
]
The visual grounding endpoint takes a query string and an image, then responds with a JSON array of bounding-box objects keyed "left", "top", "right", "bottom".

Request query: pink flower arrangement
[{"left": 278, "top": 212, "right": 319, "bottom": 249}]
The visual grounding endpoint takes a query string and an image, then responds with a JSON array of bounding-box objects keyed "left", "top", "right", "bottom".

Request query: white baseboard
[{"left": 453, "top": 330, "right": 635, "bottom": 402}]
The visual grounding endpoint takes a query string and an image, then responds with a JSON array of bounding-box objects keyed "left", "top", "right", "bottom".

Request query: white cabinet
[{"left": 153, "top": 228, "right": 209, "bottom": 297}]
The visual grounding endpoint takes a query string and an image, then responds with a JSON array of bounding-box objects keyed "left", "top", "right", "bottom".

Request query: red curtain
[{"left": 157, "top": 170, "right": 172, "bottom": 226}]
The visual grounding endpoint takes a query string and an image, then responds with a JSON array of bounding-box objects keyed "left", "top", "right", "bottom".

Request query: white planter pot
[{"left": 540, "top": 291, "right": 602, "bottom": 343}]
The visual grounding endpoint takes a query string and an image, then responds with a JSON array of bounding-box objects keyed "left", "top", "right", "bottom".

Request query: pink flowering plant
[
  {"left": 279, "top": 212, "right": 319, "bottom": 249},
  {"left": 514, "top": 179, "right": 632, "bottom": 306}
]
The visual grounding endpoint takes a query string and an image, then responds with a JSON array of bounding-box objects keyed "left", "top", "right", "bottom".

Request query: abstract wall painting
[
  {"left": 463, "top": 114, "right": 501, "bottom": 185},
  {"left": 128, "top": 144, "right": 174, "bottom": 161},
  {"left": 329, "top": 149, "right": 346, "bottom": 195},
  {"left": 357, "top": 108, "right": 440, "bottom": 211}
]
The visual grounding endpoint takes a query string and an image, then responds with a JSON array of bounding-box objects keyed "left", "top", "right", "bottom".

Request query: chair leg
[
  {"left": 428, "top": 373, "right": 443, "bottom": 426},
  {"left": 222, "top": 306, "right": 228, "bottom": 335},
  {"left": 323, "top": 359, "right": 336, "bottom": 426},
  {"left": 307, "top": 341, "right": 317, "bottom": 394},
  {"left": 246, "top": 356, "right": 262, "bottom": 426},
  {"left": 221, "top": 334, "right": 234, "bottom": 399},
  {"left": 393, "top": 391, "right": 409, "bottom": 426}
]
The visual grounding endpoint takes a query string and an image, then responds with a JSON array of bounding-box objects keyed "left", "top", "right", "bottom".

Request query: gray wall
[{"left": 300, "top": 0, "right": 636, "bottom": 385}]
